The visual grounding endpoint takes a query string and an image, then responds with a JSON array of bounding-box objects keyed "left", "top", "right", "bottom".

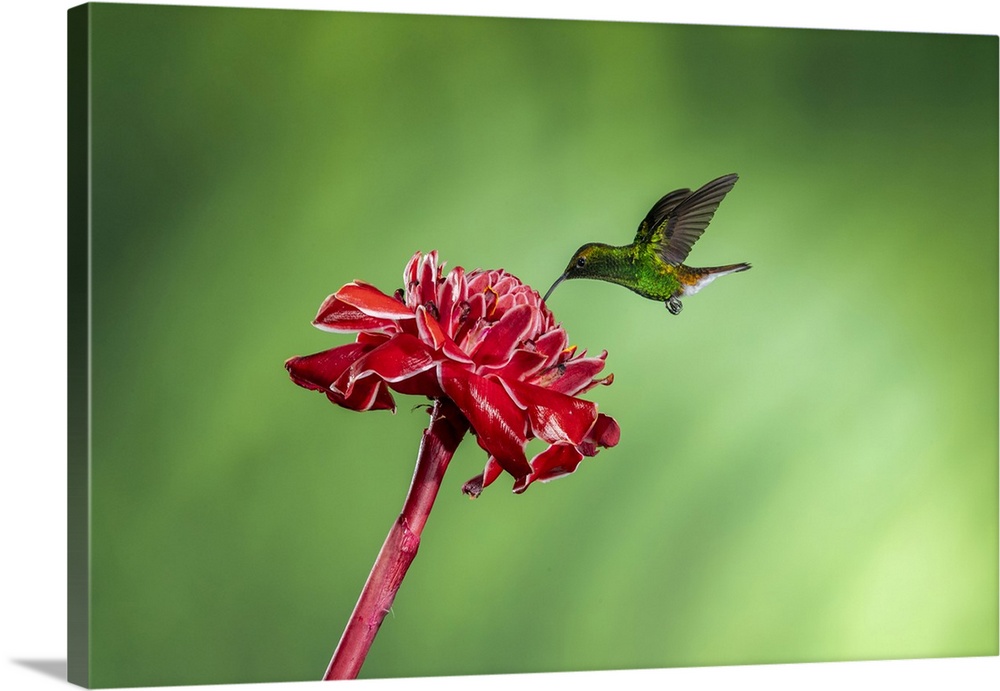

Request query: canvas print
[{"left": 67, "top": 3, "right": 998, "bottom": 688}]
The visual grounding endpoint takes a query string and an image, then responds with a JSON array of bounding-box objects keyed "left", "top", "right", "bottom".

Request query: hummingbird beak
[{"left": 542, "top": 273, "right": 568, "bottom": 303}]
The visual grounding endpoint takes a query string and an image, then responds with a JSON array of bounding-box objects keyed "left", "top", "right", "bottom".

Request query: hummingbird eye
[{"left": 575, "top": 256, "right": 586, "bottom": 268}]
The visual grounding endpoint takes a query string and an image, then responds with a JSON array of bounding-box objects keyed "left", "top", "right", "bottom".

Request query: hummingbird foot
[{"left": 666, "top": 296, "right": 683, "bottom": 315}]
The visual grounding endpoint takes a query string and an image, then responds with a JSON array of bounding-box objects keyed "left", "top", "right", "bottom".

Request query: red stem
[{"left": 323, "top": 399, "right": 468, "bottom": 681}]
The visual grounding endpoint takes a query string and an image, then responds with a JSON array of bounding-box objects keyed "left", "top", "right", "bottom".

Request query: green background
[{"left": 82, "top": 3, "right": 998, "bottom": 687}]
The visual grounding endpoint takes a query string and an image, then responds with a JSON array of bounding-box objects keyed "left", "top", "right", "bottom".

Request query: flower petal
[
  {"left": 415, "top": 305, "right": 447, "bottom": 351},
  {"left": 416, "top": 252, "right": 440, "bottom": 308},
  {"left": 437, "top": 265, "right": 467, "bottom": 339},
  {"left": 461, "top": 457, "right": 504, "bottom": 499},
  {"left": 338, "top": 375, "right": 397, "bottom": 412},
  {"left": 476, "top": 348, "right": 548, "bottom": 381},
  {"left": 527, "top": 443, "right": 586, "bottom": 486},
  {"left": 471, "top": 303, "right": 534, "bottom": 367},
  {"left": 402, "top": 251, "right": 423, "bottom": 309},
  {"left": 533, "top": 328, "right": 568, "bottom": 365},
  {"left": 342, "top": 333, "right": 437, "bottom": 385},
  {"left": 312, "top": 293, "right": 397, "bottom": 333},
  {"left": 385, "top": 367, "right": 445, "bottom": 398},
  {"left": 332, "top": 333, "right": 440, "bottom": 403},
  {"left": 438, "top": 362, "right": 532, "bottom": 480},
  {"left": 285, "top": 342, "right": 371, "bottom": 392},
  {"left": 335, "top": 281, "right": 416, "bottom": 320},
  {"left": 285, "top": 343, "right": 397, "bottom": 412},
  {"left": 502, "top": 378, "right": 598, "bottom": 446},
  {"left": 453, "top": 292, "right": 488, "bottom": 347},
  {"left": 531, "top": 350, "right": 610, "bottom": 396},
  {"left": 578, "top": 413, "right": 621, "bottom": 456},
  {"left": 332, "top": 333, "right": 444, "bottom": 398},
  {"left": 415, "top": 305, "right": 475, "bottom": 365}
]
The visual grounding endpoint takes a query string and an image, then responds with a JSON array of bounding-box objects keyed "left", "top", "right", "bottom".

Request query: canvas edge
[{"left": 67, "top": 3, "right": 92, "bottom": 688}]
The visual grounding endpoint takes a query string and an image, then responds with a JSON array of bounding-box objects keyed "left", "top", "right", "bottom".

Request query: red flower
[{"left": 285, "top": 251, "right": 620, "bottom": 494}]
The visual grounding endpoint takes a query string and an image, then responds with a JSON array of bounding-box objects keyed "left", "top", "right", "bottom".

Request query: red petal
[
  {"left": 462, "top": 474, "right": 485, "bottom": 498},
  {"left": 335, "top": 281, "right": 415, "bottom": 320},
  {"left": 416, "top": 305, "right": 446, "bottom": 350},
  {"left": 403, "top": 251, "right": 422, "bottom": 296},
  {"left": 441, "top": 339, "right": 475, "bottom": 365},
  {"left": 370, "top": 382, "right": 397, "bottom": 411},
  {"left": 338, "top": 374, "right": 397, "bottom": 412},
  {"left": 592, "top": 412, "right": 620, "bottom": 447},
  {"left": 285, "top": 342, "right": 370, "bottom": 392},
  {"left": 285, "top": 343, "right": 396, "bottom": 412},
  {"left": 494, "top": 282, "right": 540, "bottom": 324},
  {"left": 465, "top": 270, "right": 488, "bottom": 295},
  {"left": 578, "top": 413, "right": 621, "bottom": 456},
  {"left": 344, "top": 333, "right": 437, "bottom": 384},
  {"left": 437, "top": 266, "right": 467, "bottom": 338},
  {"left": 528, "top": 443, "right": 585, "bottom": 484},
  {"left": 402, "top": 251, "right": 431, "bottom": 309},
  {"left": 386, "top": 366, "right": 445, "bottom": 398},
  {"left": 416, "top": 252, "right": 439, "bottom": 307},
  {"left": 331, "top": 334, "right": 439, "bottom": 402},
  {"left": 502, "top": 379, "right": 598, "bottom": 446},
  {"left": 461, "top": 457, "right": 504, "bottom": 498},
  {"left": 481, "top": 457, "right": 504, "bottom": 487},
  {"left": 453, "top": 291, "right": 487, "bottom": 346},
  {"left": 313, "top": 293, "right": 397, "bottom": 333},
  {"left": 470, "top": 303, "right": 534, "bottom": 367},
  {"left": 416, "top": 305, "right": 474, "bottom": 364},
  {"left": 571, "top": 372, "right": 614, "bottom": 396},
  {"left": 438, "top": 363, "right": 531, "bottom": 480},
  {"left": 356, "top": 332, "right": 392, "bottom": 347},
  {"left": 531, "top": 350, "right": 609, "bottom": 395},
  {"left": 534, "top": 328, "right": 568, "bottom": 365},
  {"left": 476, "top": 349, "right": 548, "bottom": 381}
]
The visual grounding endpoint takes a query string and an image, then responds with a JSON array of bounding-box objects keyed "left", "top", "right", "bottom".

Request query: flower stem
[{"left": 323, "top": 399, "right": 468, "bottom": 681}]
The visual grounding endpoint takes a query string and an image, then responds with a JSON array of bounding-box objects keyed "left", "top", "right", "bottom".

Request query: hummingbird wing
[
  {"left": 655, "top": 173, "right": 739, "bottom": 265},
  {"left": 633, "top": 187, "right": 691, "bottom": 245}
]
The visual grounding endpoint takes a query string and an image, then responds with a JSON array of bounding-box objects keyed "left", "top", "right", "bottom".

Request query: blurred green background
[{"left": 83, "top": 3, "right": 998, "bottom": 687}]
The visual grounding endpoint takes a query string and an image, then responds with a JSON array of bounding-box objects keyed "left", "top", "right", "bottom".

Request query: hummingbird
[{"left": 542, "top": 173, "right": 750, "bottom": 315}]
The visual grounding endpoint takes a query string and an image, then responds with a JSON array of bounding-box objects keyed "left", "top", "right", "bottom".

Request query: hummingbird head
[{"left": 542, "top": 243, "right": 615, "bottom": 303}]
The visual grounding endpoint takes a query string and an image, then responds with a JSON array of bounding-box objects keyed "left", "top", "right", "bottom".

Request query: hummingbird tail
[
  {"left": 704, "top": 262, "right": 751, "bottom": 275},
  {"left": 680, "top": 262, "right": 751, "bottom": 296}
]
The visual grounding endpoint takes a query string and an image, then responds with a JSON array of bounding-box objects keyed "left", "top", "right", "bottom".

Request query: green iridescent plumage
[{"left": 543, "top": 173, "right": 750, "bottom": 315}]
